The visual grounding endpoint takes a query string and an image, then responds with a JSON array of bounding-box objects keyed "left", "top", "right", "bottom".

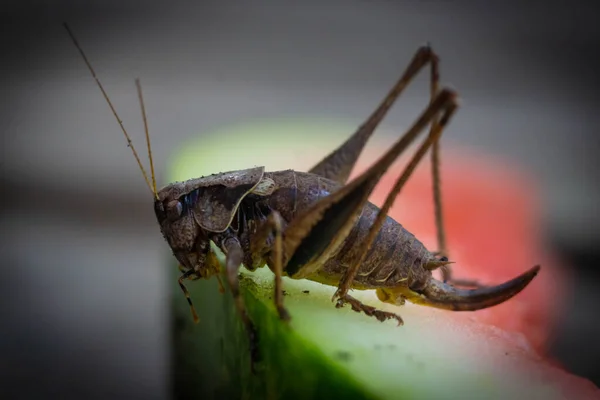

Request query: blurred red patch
[{"left": 354, "top": 145, "right": 568, "bottom": 354}]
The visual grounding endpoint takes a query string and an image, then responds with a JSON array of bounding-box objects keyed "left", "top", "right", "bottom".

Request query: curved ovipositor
[{"left": 407, "top": 265, "right": 541, "bottom": 311}]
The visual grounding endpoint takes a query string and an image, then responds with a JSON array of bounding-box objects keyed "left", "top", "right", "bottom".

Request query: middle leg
[
  {"left": 221, "top": 237, "right": 261, "bottom": 371},
  {"left": 249, "top": 211, "right": 290, "bottom": 321},
  {"left": 425, "top": 57, "right": 487, "bottom": 289}
]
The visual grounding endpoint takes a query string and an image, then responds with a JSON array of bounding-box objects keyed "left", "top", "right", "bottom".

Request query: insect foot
[
  {"left": 336, "top": 294, "right": 404, "bottom": 326},
  {"left": 277, "top": 305, "right": 291, "bottom": 322}
]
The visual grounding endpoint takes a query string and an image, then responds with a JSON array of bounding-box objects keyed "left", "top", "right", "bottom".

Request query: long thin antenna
[
  {"left": 63, "top": 22, "right": 156, "bottom": 198},
  {"left": 136, "top": 78, "right": 158, "bottom": 198}
]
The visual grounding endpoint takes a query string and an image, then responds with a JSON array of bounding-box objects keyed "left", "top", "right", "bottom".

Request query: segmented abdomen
[
  {"left": 326, "top": 202, "right": 434, "bottom": 289},
  {"left": 262, "top": 170, "right": 435, "bottom": 289}
]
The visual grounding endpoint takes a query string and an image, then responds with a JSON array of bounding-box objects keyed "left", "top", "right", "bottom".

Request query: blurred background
[{"left": 1, "top": 0, "right": 599, "bottom": 398}]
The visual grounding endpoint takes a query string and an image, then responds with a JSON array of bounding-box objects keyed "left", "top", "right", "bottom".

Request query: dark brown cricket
[{"left": 65, "top": 23, "right": 540, "bottom": 369}]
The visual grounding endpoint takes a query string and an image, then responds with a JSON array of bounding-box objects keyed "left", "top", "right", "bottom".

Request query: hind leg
[
  {"left": 309, "top": 46, "right": 440, "bottom": 185},
  {"left": 333, "top": 95, "right": 459, "bottom": 319}
]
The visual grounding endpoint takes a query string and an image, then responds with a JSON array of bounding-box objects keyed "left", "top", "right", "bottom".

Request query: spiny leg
[
  {"left": 309, "top": 46, "right": 439, "bottom": 185},
  {"left": 425, "top": 59, "right": 484, "bottom": 288},
  {"left": 249, "top": 211, "right": 290, "bottom": 321},
  {"left": 426, "top": 53, "right": 451, "bottom": 282},
  {"left": 178, "top": 269, "right": 200, "bottom": 323},
  {"left": 333, "top": 95, "right": 459, "bottom": 320},
  {"left": 222, "top": 238, "right": 261, "bottom": 371},
  {"left": 281, "top": 90, "right": 456, "bottom": 319}
]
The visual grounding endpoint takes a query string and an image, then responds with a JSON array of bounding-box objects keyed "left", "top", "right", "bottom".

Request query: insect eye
[{"left": 166, "top": 200, "right": 183, "bottom": 221}]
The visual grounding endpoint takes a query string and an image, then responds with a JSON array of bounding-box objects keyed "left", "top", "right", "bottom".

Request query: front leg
[
  {"left": 178, "top": 269, "right": 200, "bottom": 323},
  {"left": 222, "top": 237, "right": 261, "bottom": 371},
  {"left": 177, "top": 248, "right": 224, "bottom": 323},
  {"left": 178, "top": 262, "right": 225, "bottom": 292},
  {"left": 249, "top": 211, "right": 290, "bottom": 321}
]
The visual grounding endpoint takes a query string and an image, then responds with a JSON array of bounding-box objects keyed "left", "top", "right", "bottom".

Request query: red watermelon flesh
[{"left": 353, "top": 146, "right": 568, "bottom": 354}]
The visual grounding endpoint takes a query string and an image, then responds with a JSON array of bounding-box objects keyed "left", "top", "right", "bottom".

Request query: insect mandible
[{"left": 65, "top": 24, "right": 540, "bottom": 361}]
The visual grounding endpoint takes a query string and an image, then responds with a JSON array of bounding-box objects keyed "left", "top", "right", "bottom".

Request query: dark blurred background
[{"left": 1, "top": 1, "right": 599, "bottom": 398}]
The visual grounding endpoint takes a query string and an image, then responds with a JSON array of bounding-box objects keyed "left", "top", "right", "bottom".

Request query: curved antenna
[
  {"left": 135, "top": 78, "right": 158, "bottom": 198},
  {"left": 63, "top": 22, "right": 157, "bottom": 198}
]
